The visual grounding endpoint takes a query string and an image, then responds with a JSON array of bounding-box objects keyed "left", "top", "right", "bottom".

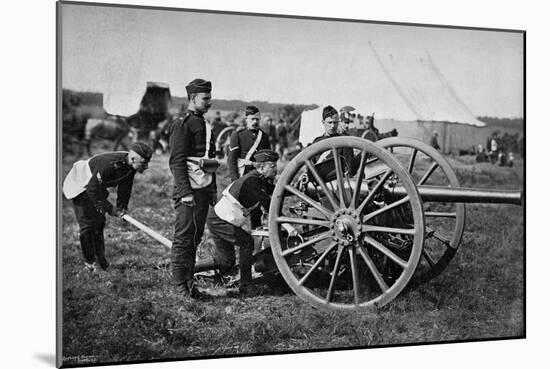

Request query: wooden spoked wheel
[
  {"left": 376, "top": 137, "right": 466, "bottom": 284},
  {"left": 215, "top": 126, "right": 235, "bottom": 158},
  {"left": 268, "top": 137, "right": 425, "bottom": 311}
]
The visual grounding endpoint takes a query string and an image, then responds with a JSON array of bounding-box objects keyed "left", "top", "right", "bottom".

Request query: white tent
[{"left": 300, "top": 43, "right": 488, "bottom": 154}]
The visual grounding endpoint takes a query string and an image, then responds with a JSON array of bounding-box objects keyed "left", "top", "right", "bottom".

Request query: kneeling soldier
[
  {"left": 196, "top": 149, "right": 290, "bottom": 294},
  {"left": 63, "top": 142, "right": 152, "bottom": 270}
]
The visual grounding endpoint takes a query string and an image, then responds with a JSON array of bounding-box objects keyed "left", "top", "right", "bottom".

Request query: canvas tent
[{"left": 299, "top": 43, "right": 488, "bottom": 154}]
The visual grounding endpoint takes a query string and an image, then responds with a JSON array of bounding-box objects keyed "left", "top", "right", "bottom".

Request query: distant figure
[
  {"left": 260, "top": 116, "right": 278, "bottom": 151},
  {"left": 489, "top": 133, "right": 499, "bottom": 164},
  {"left": 275, "top": 119, "right": 288, "bottom": 158},
  {"left": 430, "top": 131, "right": 441, "bottom": 151}
]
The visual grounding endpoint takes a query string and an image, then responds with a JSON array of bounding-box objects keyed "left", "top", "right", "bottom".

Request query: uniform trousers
[
  {"left": 72, "top": 192, "right": 107, "bottom": 266},
  {"left": 171, "top": 189, "right": 211, "bottom": 284},
  {"left": 195, "top": 208, "right": 255, "bottom": 286}
]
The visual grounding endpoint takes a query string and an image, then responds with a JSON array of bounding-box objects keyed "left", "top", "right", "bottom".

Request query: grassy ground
[{"left": 60, "top": 151, "right": 524, "bottom": 366}]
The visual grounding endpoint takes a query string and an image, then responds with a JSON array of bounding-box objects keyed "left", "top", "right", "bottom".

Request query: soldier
[
  {"left": 260, "top": 115, "right": 278, "bottom": 151},
  {"left": 169, "top": 78, "right": 218, "bottom": 298},
  {"left": 228, "top": 105, "right": 271, "bottom": 181},
  {"left": 430, "top": 131, "right": 441, "bottom": 151},
  {"left": 63, "top": 142, "right": 152, "bottom": 271},
  {"left": 275, "top": 119, "right": 288, "bottom": 158},
  {"left": 196, "top": 150, "right": 295, "bottom": 294},
  {"left": 310, "top": 105, "right": 358, "bottom": 176},
  {"left": 362, "top": 114, "right": 397, "bottom": 142}
]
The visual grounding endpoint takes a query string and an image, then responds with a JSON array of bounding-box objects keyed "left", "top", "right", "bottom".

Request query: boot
[
  {"left": 173, "top": 269, "right": 202, "bottom": 298},
  {"left": 94, "top": 230, "right": 109, "bottom": 270},
  {"left": 79, "top": 231, "right": 96, "bottom": 265}
]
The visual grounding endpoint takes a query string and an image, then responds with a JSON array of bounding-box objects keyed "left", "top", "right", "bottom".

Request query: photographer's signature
[{"left": 63, "top": 354, "right": 98, "bottom": 364}]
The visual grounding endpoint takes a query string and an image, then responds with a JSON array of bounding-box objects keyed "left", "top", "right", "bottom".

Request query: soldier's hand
[
  {"left": 117, "top": 208, "right": 127, "bottom": 218},
  {"left": 180, "top": 194, "right": 195, "bottom": 206},
  {"left": 209, "top": 192, "right": 218, "bottom": 206}
]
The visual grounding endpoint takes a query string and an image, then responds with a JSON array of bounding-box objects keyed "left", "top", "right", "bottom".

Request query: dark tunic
[
  {"left": 169, "top": 110, "right": 217, "bottom": 201},
  {"left": 310, "top": 132, "right": 359, "bottom": 177},
  {"left": 86, "top": 152, "right": 136, "bottom": 214},
  {"left": 228, "top": 128, "right": 271, "bottom": 181}
]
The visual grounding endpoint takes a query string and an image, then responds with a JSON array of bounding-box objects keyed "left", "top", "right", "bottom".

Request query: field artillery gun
[
  {"left": 259, "top": 136, "right": 522, "bottom": 311},
  {"left": 122, "top": 136, "right": 522, "bottom": 311}
]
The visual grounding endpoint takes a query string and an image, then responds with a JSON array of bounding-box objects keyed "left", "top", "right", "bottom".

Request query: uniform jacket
[
  {"left": 63, "top": 152, "right": 136, "bottom": 214},
  {"left": 311, "top": 132, "right": 359, "bottom": 176},
  {"left": 214, "top": 169, "right": 274, "bottom": 227},
  {"left": 169, "top": 110, "right": 217, "bottom": 201},
  {"left": 228, "top": 128, "right": 271, "bottom": 181}
]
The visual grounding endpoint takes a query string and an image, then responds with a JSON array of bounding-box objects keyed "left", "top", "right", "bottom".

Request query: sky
[{"left": 60, "top": 3, "right": 524, "bottom": 119}]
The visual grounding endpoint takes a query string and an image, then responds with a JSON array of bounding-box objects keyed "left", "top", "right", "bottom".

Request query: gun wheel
[
  {"left": 269, "top": 137, "right": 424, "bottom": 311},
  {"left": 377, "top": 137, "right": 466, "bottom": 284}
]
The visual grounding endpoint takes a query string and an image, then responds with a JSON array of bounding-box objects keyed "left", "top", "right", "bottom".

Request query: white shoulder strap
[{"left": 245, "top": 130, "right": 263, "bottom": 161}]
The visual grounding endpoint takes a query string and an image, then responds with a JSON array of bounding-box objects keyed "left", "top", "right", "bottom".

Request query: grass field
[{"left": 60, "top": 150, "right": 524, "bottom": 366}]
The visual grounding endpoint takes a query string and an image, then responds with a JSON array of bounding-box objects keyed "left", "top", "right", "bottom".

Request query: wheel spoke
[
  {"left": 284, "top": 185, "right": 332, "bottom": 219},
  {"left": 407, "top": 148, "right": 418, "bottom": 173},
  {"left": 325, "top": 245, "right": 345, "bottom": 303},
  {"left": 418, "top": 162, "right": 439, "bottom": 185},
  {"left": 332, "top": 148, "right": 347, "bottom": 207},
  {"left": 363, "top": 225, "right": 416, "bottom": 235},
  {"left": 298, "top": 242, "right": 338, "bottom": 285},
  {"left": 348, "top": 248, "right": 360, "bottom": 305},
  {"left": 425, "top": 211, "right": 457, "bottom": 218},
  {"left": 357, "top": 246, "right": 389, "bottom": 292},
  {"left": 351, "top": 150, "right": 368, "bottom": 208},
  {"left": 305, "top": 159, "right": 339, "bottom": 211},
  {"left": 422, "top": 248, "right": 436, "bottom": 268},
  {"left": 356, "top": 169, "right": 394, "bottom": 214},
  {"left": 282, "top": 231, "right": 332, "bottom": 256},
  {"left": 276, "top": 216, "right": 330, "bottom": 228},
  {"left": 364, "top": 234, "right": 408, "bottom": 269},
  {"left": 363, "top": 196, "right": 410, "bottom": 221}
]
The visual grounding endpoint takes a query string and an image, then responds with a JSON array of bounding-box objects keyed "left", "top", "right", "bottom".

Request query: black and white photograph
[{"left": 52, "top": 0, "right": 530, "bottom": 367}]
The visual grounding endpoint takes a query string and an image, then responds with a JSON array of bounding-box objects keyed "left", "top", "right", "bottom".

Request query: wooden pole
[{"left": 121, "top": 214, "right": 172, "bottom": 248}]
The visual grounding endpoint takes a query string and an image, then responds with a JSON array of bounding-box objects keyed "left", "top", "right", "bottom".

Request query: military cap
[
  {"left": 185, "top": 78, "right": 212, "bottom": 94},
  {"left": 245, "top": 105, "right": 260, "bottom": 116},
  {"left": 322, "top": 105, "right": 338, "bottom": 120},
  {"left": 254, "top": 149, "right": 279, "bottom": 163},
  {"left": 130, "top": 142, "right": 153, "bottom": 161}
]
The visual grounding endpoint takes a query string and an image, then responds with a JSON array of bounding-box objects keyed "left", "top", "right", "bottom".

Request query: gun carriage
[{"left": 124, "top": 136, "right": 522, "bottom": 312}]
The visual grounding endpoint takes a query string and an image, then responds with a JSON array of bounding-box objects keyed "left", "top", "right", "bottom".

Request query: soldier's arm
[
  {"left": 116, "top": 172, "right": 136, "bottom": 211},
  {"left": 86, "top": 169, "right": 114, "bottom": 215},
  {"left": 169, "top": 119, "right": 193, "bottom": 201},
  {"left": 227, "top": 131, "right": 240, "bottom": 181}
]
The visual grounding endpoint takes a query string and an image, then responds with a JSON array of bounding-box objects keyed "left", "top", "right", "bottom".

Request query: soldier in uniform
[
  {"left": 362, "top": 114, "right": 398, "bottom": 142},
  {"left": 228, "top": 105, "right": 271, "bottom": 181},
  {"left": 430, "top": 131, "right": 441, "bottom": 151},
  {"left": 62, "top": 142, "right": 153, "bottom": 271},
  {"left": 196, "top": 150, "right": 294, "bottom": 294},
  {"left": 169, "top": 78, "right": 218, "bottom": 297},
  {"left": 260, "top": 115, "right": 278, "bottom": 151},
  {"left": 310, "top": 105, "right": 358, "bottom": 176}
]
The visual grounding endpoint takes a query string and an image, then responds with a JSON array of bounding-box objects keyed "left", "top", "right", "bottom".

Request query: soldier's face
[
  {"left": 191, "top": 92, "right": 212, "bottom": 113},
  {"left": 323, "top": 115, "right": 339, "bottom": 135},
  {"left": 246, "top": 113, "right": 261, "bottom": 130},
  {"left": 132, "top": 155, "right": 149, "bottom": 173},
  {"left": 260, "top": 162, "right": 278, "bottom": 178}
]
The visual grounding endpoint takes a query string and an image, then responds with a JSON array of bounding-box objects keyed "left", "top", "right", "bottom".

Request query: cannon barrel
[
  {"left": 388, "top": 185, "right": 523, "bottom": 205},
  {"left": 306, "top": 180, "right": 522, "bottom": 206}
]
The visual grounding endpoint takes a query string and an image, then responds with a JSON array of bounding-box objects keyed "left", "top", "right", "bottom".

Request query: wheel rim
[
  {"left": 377, "top": 137, "right": 466, "bottom": 284},
  {"left": 268, "top": 137, "right": 424, "bottom": 311}
]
